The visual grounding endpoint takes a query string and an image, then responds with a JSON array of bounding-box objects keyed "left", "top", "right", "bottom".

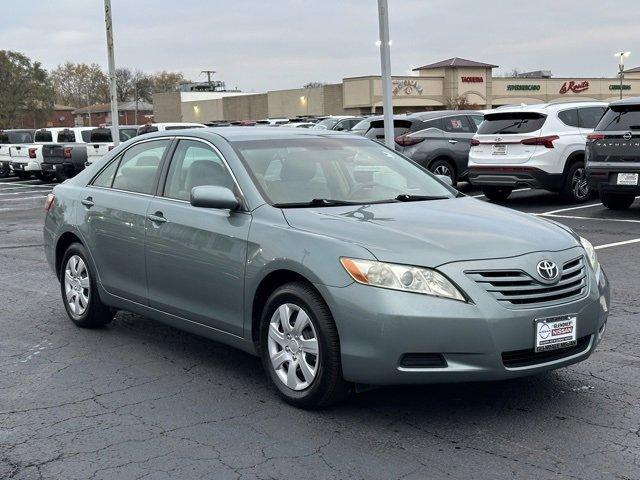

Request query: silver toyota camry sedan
[{"left": 43, "top": 128, "right": 610, "bottom": 408}]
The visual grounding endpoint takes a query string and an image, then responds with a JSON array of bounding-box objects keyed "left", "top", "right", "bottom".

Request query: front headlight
[
  {"left": 340, "top": 257, "right": 466, "bottom": 301},
  {"left": 580, "top": 237, "right": 599, "bottom": 271}
]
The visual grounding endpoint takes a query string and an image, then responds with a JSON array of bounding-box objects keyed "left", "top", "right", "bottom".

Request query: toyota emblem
[
  {"left": 537, "top": 260, "right": 559, "bottom": 281},
  {"left": 624, "top": 132, "right": 632, "bottom": 141}
]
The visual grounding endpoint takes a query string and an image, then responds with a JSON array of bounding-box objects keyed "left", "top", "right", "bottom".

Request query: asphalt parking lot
[{"left": 1, "top": 177, "right": 639, "bottom": 480}]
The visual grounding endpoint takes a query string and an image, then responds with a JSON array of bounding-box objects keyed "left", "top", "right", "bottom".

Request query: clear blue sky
[{"left": 2, "top": 0, "right": 639, "bottom": 91}]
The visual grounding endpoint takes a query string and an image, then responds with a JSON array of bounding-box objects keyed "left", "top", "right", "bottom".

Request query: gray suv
[
  {"left": 586, "top": 97, "right": 640, "bottom": 210},
  {"left": 44, "top": 128, "right": 609, "bottom": 408},
  {"left": 356, "top": 111, "right": 483, "bottom": 185}
]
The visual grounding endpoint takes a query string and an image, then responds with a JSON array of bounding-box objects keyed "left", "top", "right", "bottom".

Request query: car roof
[
  {"left": 486, "top": 101, "right": 607, "bottom": 115},
  {"left": 609, "top": 96, "right": 640, "bottom": 107},
  {"left": 139, "top": 126, "right": 356, "bottom": 143}
]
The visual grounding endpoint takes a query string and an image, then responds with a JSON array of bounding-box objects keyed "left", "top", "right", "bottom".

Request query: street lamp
[{"left": 614, "top": 51, "right": 631, "bottom": 100}]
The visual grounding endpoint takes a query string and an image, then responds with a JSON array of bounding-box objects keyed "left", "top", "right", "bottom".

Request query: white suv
[{"left": 468, "top": 101, "right": 607, "bottom": 202}]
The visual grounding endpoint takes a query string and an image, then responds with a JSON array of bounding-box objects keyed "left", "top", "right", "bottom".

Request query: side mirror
[
  {"left": 190, "top": 185, "right": 239, "bottom": 210},
  {"left": 435, "top": 174, "right": 453, "bottom": 187}
]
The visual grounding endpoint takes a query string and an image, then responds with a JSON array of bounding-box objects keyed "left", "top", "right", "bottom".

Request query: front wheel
[
  {"left": 481, "top": 186, "right": 513, "bottom": 202},
  {"left": 259, "top": 282, "right": 350, "bottom": 408},
  {"left": 60, "top": 243, "right": 113, "bottom": 328},
  {"left": 429, "top": 159, "right": 457, "bottom": 187},
  {"left": 600, "top": 191, "right": 636, "bottom": 210},
  {"left": 562, "top": 162, "right": 592, "bottom": 203}
]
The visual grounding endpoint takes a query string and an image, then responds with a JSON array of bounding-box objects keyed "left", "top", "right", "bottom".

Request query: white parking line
[
  {"left": 0, "top": 195, "right": 48, "bottom": 202},
  {"left": 0, "top": 184, "right": 55, "bottom": 190},
  {"left": 540, "top": 203, "right": 603, "bottom": 215},
  {"left": 0, "top": 190, "right": 52, "bottom": 196},
  {"left": 595, "top": 238, "right": 640, "bottom": 250},
  {"left": 472, "top": 188, "right": 530, "bottom": 198},
  {"left": 540, "top": 213, "right": 640, "bottom": 224}
]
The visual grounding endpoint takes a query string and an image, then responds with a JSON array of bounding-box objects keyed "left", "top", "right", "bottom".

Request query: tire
[
  {"left": 55, "top": 168, "right": 70, "bottom": 182},
  {"left": 561, "top": 161, "right": 592, "bottom": 203},
  {"left": 0, "top": 164, "right": 10, "bottom": 178},
  {"left": 429, "top": 159, "right": 457, "bottom": 187},
  {"left": 14, "top": 171, "right": 31, "bottom": 180},
  {"left": 259, "top": 282, "right": 350, "bottom": 408},
  {"left": 35, "top": 171, "right": 54, "bottom": 182},
  {"left": 481, "top": 186, "right": 513, "bottom": 202},
  {"left": 600, "top": 191, "right": 636, "bottom": 210},
  {"left": 60, "top": 243, "right": 113, "bottom": 328}
]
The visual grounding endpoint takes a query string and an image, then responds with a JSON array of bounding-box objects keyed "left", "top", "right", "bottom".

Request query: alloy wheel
[
  {"left": 571, "top": 167, "right": 590, "bottom": 200},
  {"left": 433, "top": 164, "right": 452, "bottom": 179},
  {"left": 267, "top": 303, "right": 319, "bottom": 391},
  {"left": 64, "top": 255, "right": 90, "bottom": 317}
]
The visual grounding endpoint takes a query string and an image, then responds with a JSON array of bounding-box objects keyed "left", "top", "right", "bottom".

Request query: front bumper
[
  {"left": 10, "top": 161, "right": 41, "bottom": 172},
  {"left": 321, "top": 248, "right": 609, "bottom": 385},
  {"left": 587, "top": 164, "right": 640, "bottom": 194},
  {"left": 468, "top": 166, "right": 563, "bottom": 191}
]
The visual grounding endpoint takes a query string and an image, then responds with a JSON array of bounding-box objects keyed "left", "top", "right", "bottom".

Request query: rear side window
[
  {"left": 417, "top": 118, "right": 443, "bottom": 130},
  {"left": 478, "top": 113, "right": 547, "bottom": 134},
  {"left": 57, "top": 130, "right": 77, "bottom": 143},
  {"left": 120, "top": 128, "right": 138, "bottom": 141},
  {"left": 469, "top": 115, "right": 484, "bottom": 130},
  {"left": 351, "top": 119, "right": 371, "bottom": 131},
  {"left": 111, "top": 139, "right": 170, "bottom": 194},
  {"left": 577, "top": 107, "right": 605, "bottom": 129},
  {"left": 35, "top": 130, "right": 53, "bottom": 142},
  {"left": 558, "top": 109, "right": 579, "bottom": 128},
  {"left": 442, "top": 115, "right": 474, "bottom": 133},
  {"left": 92, "top": 159, "right": 119, "bottom": 188},
  {"left": 597, "top": 106, "right": 640, "bottom": 131}
]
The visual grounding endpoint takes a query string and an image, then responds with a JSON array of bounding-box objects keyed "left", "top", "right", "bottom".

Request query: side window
[
  {"left": 111, "top": 139, "right": 170, "bottom": 195},
  {"left": 81, "top": 130, "right": 92, "bottom": 142},
  {"left": 163, "top": 139, "right": 235, "bottom": 201},
  {"left": 92, "top": 158, "right": 120, "bottom": 188},
  {"left": 442, "top": 115, "right": 473, "bottom": 133},
  {"left": 334, "top": 120, "right": 349, "bottom": 131},
  {"left": 577, "top": 107, "right": 606, "bottom": 129},
  {"left": 558, "top": 109, "right": 579, "bottom": 127},
  {"left": 469, "top": 115, "right": 484, "bottom": 131},
  {"left": 421, "top": 118, "right": 443, "bottom": 130}
]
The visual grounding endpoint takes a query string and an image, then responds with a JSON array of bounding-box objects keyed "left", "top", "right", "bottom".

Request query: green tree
[
  {"left": 0, "top": 50, "right": 54, "bottom": 129},
  {"left": 151, "top": 71, "right": 186, "bottom": 93},
  {"left": 50, "top": 62, "right": 109, "bottom": 108}
]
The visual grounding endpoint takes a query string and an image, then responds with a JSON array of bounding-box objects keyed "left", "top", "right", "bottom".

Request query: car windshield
[
  {"left": 232, "top": 137, "right": 456, "bottom": 207},
  {"left": 313, "top": 118, "right": 339, "bottom": 130}
]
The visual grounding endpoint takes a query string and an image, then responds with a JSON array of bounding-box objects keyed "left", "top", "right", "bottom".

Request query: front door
[
  {"left": 145, "top": 138, "right": 251, "bottom": 336},
  {"left": 79, "top": 138, "right": 171, "bottom": 304}
]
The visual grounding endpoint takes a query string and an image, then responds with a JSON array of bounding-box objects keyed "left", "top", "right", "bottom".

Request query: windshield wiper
[
  {"left": 274, "top": 198, "right": 361, "bottom": 208},
  {"left": 394, "top": 194, "right": 450, "bottom": 202}
]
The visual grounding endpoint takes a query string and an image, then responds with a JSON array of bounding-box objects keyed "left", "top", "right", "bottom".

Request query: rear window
[
  {"left": 120, "top": 128, "right": 138, "bottom": 141},
  {"left": 34, "top": 130, "right": 53, "bottom": 142},
  {"left": 138, "top": 125, "right": 159, "bottom": 135},
  {"left": 0, "top": 131, "right": 34, "bottom": 144},
  {"left": 81, "top": 130, "right": 92, "bottom": 142},
  {"left": 365, "top": 119, "right": 419, "bottom": 139},
  {"left": 478, "top": 112, "right": 547, "bottom": 135},
  {"left": 57, "top": 130, "right": 77, "bottom": 143},
  {"left": 90, "top": 129, "right": 112, "bottom": 142},
  {"left": 596, "top": 106, "right": 640, "bottom": 131}
]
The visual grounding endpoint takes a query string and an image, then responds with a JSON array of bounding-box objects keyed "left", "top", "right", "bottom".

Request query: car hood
[{"left": 282, "top": 197, "right": 579, "bottom": 267}]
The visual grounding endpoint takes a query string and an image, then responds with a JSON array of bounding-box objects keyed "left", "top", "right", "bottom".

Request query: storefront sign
[
  {"left": 461, "top": 76, "right": 483, "bottom": 83},
  {"left": 559, "top": 80, "right": 589, "bottom": 94},
  {"left": 506, "top": 84, "right": 541, "bottom": 91},
  {"left": 392, "top": 79, "right": 424, "bottom": 96},
  {"left": 609, "top": 84, "right": 631, "bottom": 90}
]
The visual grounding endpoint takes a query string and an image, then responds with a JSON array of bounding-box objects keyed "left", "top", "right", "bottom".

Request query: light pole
[
  {"left": 615, "top": 51, "right": 631, "bottom": 100},
  {"left": 104, "top": 0, "right": 120, "bottom": 146},
  {"left": 377, "top": 0, "right": 394, "bottom": 148}
]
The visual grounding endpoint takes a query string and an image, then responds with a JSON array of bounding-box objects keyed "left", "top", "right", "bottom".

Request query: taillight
[
  {"left": 521, "top": 135, "right": 559, "bottom": 148},
  {"left": 470, "top": 138, "right": 480, "bottom": 146},
  {"left": 63, "top": 147, "right": 72, "bottom": 159},
  {"left": 587, "top": 133, "right": 605, "bottom": 142},
  {"left": 28, "top": 148, "right": 37, "bottom": 158},
  {"left": 44, "top": 193, "right": 55, "bottom": 213},
  {"left": 394, "top": 135, "right": 425, "bottom": 147}
]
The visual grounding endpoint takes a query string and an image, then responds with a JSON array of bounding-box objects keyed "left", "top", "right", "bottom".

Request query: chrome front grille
[{"left": 467, "top": 256, "right": 588, "bottom": 308}]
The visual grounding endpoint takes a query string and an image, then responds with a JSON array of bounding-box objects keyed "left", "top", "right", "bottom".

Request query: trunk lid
[{"left": 588, "top": 106, "right": 640, "bottom": 163}]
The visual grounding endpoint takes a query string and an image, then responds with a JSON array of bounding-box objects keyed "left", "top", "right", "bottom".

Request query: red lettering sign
[
  {"left": 559, "top": 80, "right": 589, "bottom": 94},
  {"left": 461, "top": 76, "right": 483, "bottom": 83}
]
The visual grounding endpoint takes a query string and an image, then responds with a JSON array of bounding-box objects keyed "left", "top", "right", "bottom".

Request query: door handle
[
  {"left": 448, "top": 139, "right": 458, "bottom": 144},
  {"left": 81, "top": 197, "right": 94, "bottom": 208},
  {"left": 147, "top": 212, "right": 167, "bottom": 224}
]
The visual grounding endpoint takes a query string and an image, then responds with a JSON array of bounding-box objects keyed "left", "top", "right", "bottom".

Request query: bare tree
[
  {"left": 445, "top": 95, "right": 478, "bottom": 110},
  {"left": 303, "top": 81, "right": 324, "bottom": 89},
  {"left": 152, "top": 71, "right": 186, "bottom": 93}
]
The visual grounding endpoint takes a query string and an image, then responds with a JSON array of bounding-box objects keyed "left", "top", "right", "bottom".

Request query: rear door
[
  {"left": 440, "top": 115, "right": 476, "bottom": 167},
  {"left": 471, "top": 112, "right": 547, "bottom": 164},
  {"left": 588, "top": 105, "right": 640, "bottom": 164},
  {"left": 79, "top": 138, "right": 171, "bottom": 303},
  {"left": 144, "top": 138, "right": 250, "bottom": 335}
]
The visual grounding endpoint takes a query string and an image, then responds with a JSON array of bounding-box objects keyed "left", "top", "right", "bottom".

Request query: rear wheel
[
  {"left": 600, "top": 191, "right": 636, "bottom": 210},
  {"left": 259, "top": 282, "right": 350, "bottom": 408},
  {"left": 0, "top": 164, "right": 10, "bottom": 178},
  {"left": 60, "top": 243, "right": 113, "bottom": 328},
  {"left": 562, "top": 161, "right": 591, "bottom": 203},
  {"left": 14, "top": 171, "right": 31, "bottom": 180},
  {"left": 429, "top": 159, "right": 457, "bottom": 187},
  {"left": 481, "top": 186, "right": 513, "bottom": 202},
  {"left": 35, "top": 171, "right": 54, "bottom": 182}
]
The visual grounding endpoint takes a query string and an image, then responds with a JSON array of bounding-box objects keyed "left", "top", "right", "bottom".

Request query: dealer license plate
[
  {"left": 617, "top": 173, "right": 639, "bottom": 185},
  {"left": 534, "top": 315, "right": 577, "bottom": 352},
  {"left": 492, "top": 144, "right": 507, "bottom": 155}
]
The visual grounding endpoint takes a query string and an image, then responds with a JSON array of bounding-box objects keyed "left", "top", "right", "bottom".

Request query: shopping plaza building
[{"left": 153, "top": 57, "right": 640, "bottom": 123}]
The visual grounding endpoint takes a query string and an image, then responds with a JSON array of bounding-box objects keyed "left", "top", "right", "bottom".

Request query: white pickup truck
[
  {"left": 9, "top": 128, "right": 68, "bottom": 180},
  {"left": 84, "top": 126, "right": 139, "bottom": 165},
  {"left": 0, "top": 129, "right": 35, "bottom": 178}
]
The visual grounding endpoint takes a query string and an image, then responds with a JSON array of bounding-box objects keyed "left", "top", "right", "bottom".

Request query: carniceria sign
[{"left": 609, "top": 84, "right": 631, "bottom": 90}]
